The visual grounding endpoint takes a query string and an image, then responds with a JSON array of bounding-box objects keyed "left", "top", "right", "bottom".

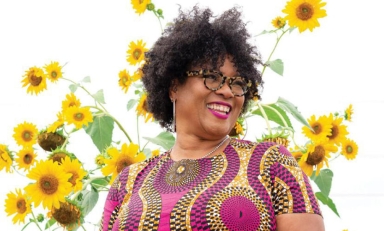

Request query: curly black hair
[{"left": 141, "top": 5, "right": 263, "bottom": 131}]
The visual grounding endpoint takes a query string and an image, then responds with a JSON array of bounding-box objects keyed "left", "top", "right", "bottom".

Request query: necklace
[{"left": 170, "top": 135, "right": 230, "bottom": 160}]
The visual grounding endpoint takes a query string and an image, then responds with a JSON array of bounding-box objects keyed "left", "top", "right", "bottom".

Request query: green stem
[
  {"left": 260, "top": 29, "right": 288, "bottom": 77},
  {"left": 30, "top": 210, "right": 43, "bottom": 231},
  {"left": 257, "top": 102, "right": 272, "bottom": 135},
  {"left": 137, "top": 115, "right": 140, "bottom": 147}
]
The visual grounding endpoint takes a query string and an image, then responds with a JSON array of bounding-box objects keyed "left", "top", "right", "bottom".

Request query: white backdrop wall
[{"left": 0, "top": 0, "right": 383, "bottom": 230}]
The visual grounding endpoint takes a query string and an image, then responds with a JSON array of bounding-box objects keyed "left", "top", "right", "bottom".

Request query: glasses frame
[{"left": 186, "top": 69, "right": 251, "bottom": 97}]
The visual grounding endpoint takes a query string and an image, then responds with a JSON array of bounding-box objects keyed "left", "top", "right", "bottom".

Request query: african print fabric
[{"left": 100, "top": 139, "right": 321, "bottom": 231}]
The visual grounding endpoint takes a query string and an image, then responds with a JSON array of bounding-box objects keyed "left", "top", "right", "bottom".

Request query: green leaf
[
  {"left": 127, "top": 99, "right": 137, "bottom": 111},
  {"left": 93, "top": 89, "right": 106, "bottom": 104},
  {"left": 82, "top": 76, "right": 91, "bottom": 83},
  {"left": 143, "top": 132, "right": 175, "bottom": 150},
  {"left": 310, "top": 168, "right": 333, "bottom": 197},
  {"left": 44, "top": 218, "right": 56, "bottom": 230},
  {"left": 276, "top": 97, "right": 311, "bottom": 129},
  {"left": 77, "top": 189, "right": 99, "bottom": 216},
  {"left": 251, "top": 104, "right": 293, "bottom": 128},
  {"left": 69, "top": 83, "right": 78, "bottom": 93},
  {"left": 315, "top": 192, "right": 340, "bottom": 217},
  {"left": 265, "top": 59, "right": 284, "bottom": 76},
  {"left": 91, "top": 177, "right": 110, "bottom": 189},
  {"left": 85, "top": 115, "right": 114, "bottom": 153}
]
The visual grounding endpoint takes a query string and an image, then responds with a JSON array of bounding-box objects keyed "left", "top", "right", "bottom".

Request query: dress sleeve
[
  {"left": 268, "top": 144, "right": 322, "bottom": 216},
  {"left": 99, "top": 167, "right": 130, "bottom": 231}
]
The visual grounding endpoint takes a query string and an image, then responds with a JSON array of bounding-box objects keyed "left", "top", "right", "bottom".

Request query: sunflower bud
[
  {"left": 146, "top": 3, "right": 155, "bottom": 11},
  {"left": 157, "top": 9, "right": 163, "bottom": 16},
  {"left": 36, "top": 213, "right": 45, "bottom": 222}
]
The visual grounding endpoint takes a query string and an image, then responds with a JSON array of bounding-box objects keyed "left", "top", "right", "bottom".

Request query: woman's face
[{"left": 171, "top": 57, "right": 245, "bottom": 140}]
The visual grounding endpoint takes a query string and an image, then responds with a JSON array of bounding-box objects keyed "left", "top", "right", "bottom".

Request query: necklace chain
[{"left": 170, "top": 136, "right": 230, "bottom": 160}]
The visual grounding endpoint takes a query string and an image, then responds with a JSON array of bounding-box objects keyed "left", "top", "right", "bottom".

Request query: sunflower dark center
[
  {"left": 30, "top": 72, "right": 43, "bottom": 86},
  {"left": 306, "top": 145, "right": 325, "bottom": 165},
  {"left": 143, "top": 99, "right": 148, "bottom": 111},
  {"left": 39, "top": 175, "right": 59, "bottom": 195},
  {"left": 133, "top": 49, "right": 142, "bottom": 60},
  {"left": 116, "top": 158, "right": 131, "bottom": 173},
  {"left": 139, "top": 0, "right": 144, "bottom": 4},
  {"left": 50, "top": 153, "right": 67, "bottom": 164},
  {"left": 52, "top": 202, "right": 81, "bottom": 226},
  {"left": 312, "top": 123, "right": 322, "bottom": 135},
  {"left": 328, "top": 125, "right": 339, "bottom": 140},
  {"left": 16, "top": 199, "right": 27, "bottom": 214},
  {"left": 74, "top": 113, "right": 84, "bottom": 121},
  {"left": 69, "top": 102, "right": 76, "bottom": 107},
  {"left": 296, "top": 3, "right": 314, "bottom": 20},
  {"left": 22, "top": 131, "right": 33, "bottom": 142},
  {"left": 23, "top": 154, "right": 33, "bottom": 164},
  {"left": 346, "top": 145, "right": 353, "bottom": 154},
  {"left": 51, "top": 71, "right": 57, "bottom": 78}
]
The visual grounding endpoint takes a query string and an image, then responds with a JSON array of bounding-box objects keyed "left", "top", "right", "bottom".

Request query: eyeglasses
[{"left": 186, "top": 69, "right": 251, "bottom": 97}]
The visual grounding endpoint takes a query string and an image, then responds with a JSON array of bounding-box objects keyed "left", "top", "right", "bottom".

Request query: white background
[{"left": 0, "top": 0, "right": 383, "bottom": 230}]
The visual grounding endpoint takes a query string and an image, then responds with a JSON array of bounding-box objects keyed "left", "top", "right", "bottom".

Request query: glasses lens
[
  {"left": 230, "top": 77, "right": 248, "bottom": 96},
  {"left": 203, "top": 72, "right": 223, "bottom": 90}
]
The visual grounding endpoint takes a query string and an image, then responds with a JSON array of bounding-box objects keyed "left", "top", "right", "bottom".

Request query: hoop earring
[{"left": 172, "top": 99, "right": 176, "bottom": 132}]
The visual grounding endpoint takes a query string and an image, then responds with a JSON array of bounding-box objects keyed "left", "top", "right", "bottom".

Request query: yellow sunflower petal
[
  {"left": 15, "top": 147, "right": 37, "bottom": 171},
  {"left": 12, "top": 122, "right": 38, "bottom": 147},
  {"left": 126, "top": 39, "right": 149, "bottom": 65},
  {"left": 131, "top": 0, "right": 151, "bottom": 15},
  {"left": 21, "top": 66, "right": 47, "bottom": 95},
  {"left": 4, "top": 188, "right": 31, "bottom": 224},
  {"left": 44, "top": 61, "right": 63, "bottom": 83},
  {"left": 64, "top": 106, "right": 93, "bottom": 129}
]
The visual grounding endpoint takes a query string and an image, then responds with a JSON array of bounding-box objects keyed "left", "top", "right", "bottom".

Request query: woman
[{"left": 100, "top": 6, "right": 324, "bottom": 231}]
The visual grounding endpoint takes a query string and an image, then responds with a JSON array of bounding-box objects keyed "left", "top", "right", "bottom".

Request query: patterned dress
[{"left": 100, "top": 139, "right": 321, "bottom": 231}]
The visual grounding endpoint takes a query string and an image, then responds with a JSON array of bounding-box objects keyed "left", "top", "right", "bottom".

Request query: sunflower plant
[{"left": 1, "top": 0, "right": 358, "bottom": 230}]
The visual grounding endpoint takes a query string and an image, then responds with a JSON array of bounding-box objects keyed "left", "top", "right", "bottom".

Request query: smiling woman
[{"left": 0, "top": 0, "right": 382, "bottom": 230}]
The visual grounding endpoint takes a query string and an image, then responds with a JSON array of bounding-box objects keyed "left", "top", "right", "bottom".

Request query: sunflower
[
  {"left": 282, "top": 0, "right": 327, "bottom": 32},
  {"left": 0, "top": 144, "right": 13, "bottom": 173},
  {"left": 344, "top": 104, "right": 354, "bottom": 122},
  {"left": 64, "top": 106, "right": 93, "bottom": 129},
  {"left": 44, "top": 61, "right": 63, "bottom": 83},
  {"left": 47, "top": 112, "right": 65, "bottom": 133},
  {"left": 61, "top": 156, "right": 87, "bottom": 192},
  {"left": 25, "top": 160, "right": 72, "bottom": 209},
  {"left": 48, "top": 149, "right": 74, "bottom": 164},
  {"left": 326, "top": 113, "right": 349, "bottom": 146},
  {"left": 50, "top": 200, "right": 83, "bottom": 230},
  {"left": 126, "top": 40, "right": 148, "bottom": 65},
  {"left": 15, "top": 147, "right": 37, "bottom": 171},
  {"left": 118, "top": 69, "right": 140, "bottom": 93},
  {"left": 61, "top": 93, "right": 81, "bottom": 112},
  {"left": 4, "top": 188, "right": 31, "bottom": 224},
  {"left": 21, "top": 66, "right": 47, "bottom": 95},
  {"left": 136, "top": 94, "right": 154, "bottom": 123},
  {"left": 95, "top": 154, "right": 106, "bottom": 166},
  {"left": 13, "top": 122, "right": 38, "bottom": 147},
  {"left": 131, "top": 0, "right": 151, "bottom": 15},
  {"left": 271, "top": 16, "right": 286, "bottom": 29},
  {"left": 341, "top": 139, "right": 358, "bottom": 160},
  {"left": 101, "top": 143, "right": 146, "bottom": 184},
  {"left": 302, "top": 115, "right": 332, "bottom": 143},
  {"left": 299, "top": 141, "right": 338, "bottom": 176}
]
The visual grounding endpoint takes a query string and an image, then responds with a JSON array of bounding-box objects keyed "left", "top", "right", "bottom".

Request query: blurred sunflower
[
  {"left": 48, "top": 149, "right": 74, "bottom": 164},
  {"left": 25, "top": 159, "right": 73, "bottom": 209},
  {"left": 0, "top": 144, "right": 13, "bottom": 173},
  {"left": 271, "top": 16, "right": 286, "bottom": 29},
  {"left": 299, "top": 141, "right": 338, "bottom": 176},
  {"left": 61, "top": 156, "right": 87, "bottom": 192},
  {"left": 282, "top": 0, "right": 327, "bottom": 32},
  {"left": 44, "top": 61, "right": 63, "bottom": 83},
  {"left": 15, "top": 147, "right": 37, "bottom": 171},
  {"left": 62, "top": 93, "right": 81, "bottom": 112},
  {"left": 47, "top": 112, "right": 65, "bottom": 133},
  {"left": 21, "top": 66, "right": 47, "bottom": 95},
  {"left": 136, "top": 94, "right": 154, "bottom": 122},
  {"left": 64, "top": 106, "right": 93, "bottom": 129},
  {"left": 302, "top": 115, "right": 332, "bottom": 143},
  {"left": 118, "top": 69, "right": 140, "bottom": 93},
  {"left": 344, "top": 104, "right": 354, "bottom": 122},
  {"left": 101, "top": 143, "right": 146, "bottom": 184},
  {"left": 12, "top": 122, "right": 38, "bottom": 147},
  {"left": 126, "top": 39, "right": 148, "bottom": 65},
  {"left": 4, "top": 188, "right": 31, "bottom": 224},
  {"left": 131, "top": 0, "right": 151, "bottom": 15},
  {"left": 151, "top": 149, "right": 160, "bottom": 158},
  {"left": 341, "top": 139, "right": 358, "bottom": 160},
  {"left": 50, "top": 200, "right": 83, "bottom": 230},
  {"left": 326, "top": 113, "right": 349, "bottom": 146}
]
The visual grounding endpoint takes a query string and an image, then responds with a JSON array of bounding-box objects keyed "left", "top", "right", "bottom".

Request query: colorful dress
[{"left": 100, "top": 139, "right": 321, "bottom": 231}]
